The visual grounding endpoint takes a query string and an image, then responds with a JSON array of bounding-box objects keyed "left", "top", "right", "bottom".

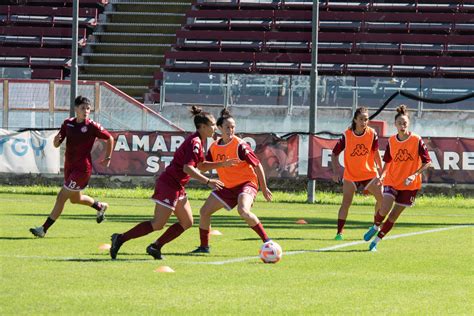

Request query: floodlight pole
[
  {"left": 307, "top": 0, "right": 319, "bottom": 203},
  {"left": 70, "top": 0, "right": 79, "bottom": 117}
]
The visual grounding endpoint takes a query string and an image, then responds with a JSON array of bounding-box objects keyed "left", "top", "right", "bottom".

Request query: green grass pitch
[{"left": 1, "top": 187, "right": 473, "bottom": 314}]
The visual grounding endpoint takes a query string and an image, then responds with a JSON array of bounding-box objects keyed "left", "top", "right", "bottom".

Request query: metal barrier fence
[{"left": 1, "top": 79, "right": 183, "bottom": 131}]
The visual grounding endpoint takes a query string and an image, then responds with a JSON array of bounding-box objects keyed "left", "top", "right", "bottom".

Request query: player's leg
[
  {"left": 335, "top": 179, "right": 356, "bottom": 240},
  {"left": 364, "top": 188, "right": 394, "bottom": 241},
  {"left": 369, "top": 204, "right": 406, "bottom": 251},
  {"left": 192, "top": 194, "right": 225, "bottom": 253},
  {"left": 147, "top": 198, "right": 192, "bottom": 260},
  {"left": 110, "top": 203, "right": 172, "bottom": 260},
  {"left": 366, "top": 177, "right": 383, "bottom": 216},
  {"left": 237, "top": 193, "right": 269, "bottom": 243},
  {"left": 29, "top": 187, "right": 73, "bottom": 238},
  {"left": 69, "top": 191, "right": 108, "bottom": 223}
]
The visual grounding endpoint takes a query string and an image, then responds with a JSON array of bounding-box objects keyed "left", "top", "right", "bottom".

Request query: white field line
[
  {"left": 0, "top": 225, "right": 471, "bottom": 264},
  {"left": 191, "top": 225, "right": 473, "bottom": 265}
]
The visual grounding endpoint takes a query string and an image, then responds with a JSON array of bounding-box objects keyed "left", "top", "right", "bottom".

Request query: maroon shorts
[
  {"left": 63, "top": 168, "right": 92, "bottom": 191},
  {"left": 151, "top": 174, "right": 186, "bottom": 210},
  {"left": 383, "top": 186, "right": 418, "bottom": 207},
  {"left": 345, "top": 177, "right": 378, "bottom": 194},
  {"left": 212, "top": 182, "right": 258, "bottom": 210}
]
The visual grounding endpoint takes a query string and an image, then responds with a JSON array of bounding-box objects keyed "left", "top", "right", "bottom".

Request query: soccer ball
[{"left": 259, "top": 240, "right": 282, "bottom": 264}]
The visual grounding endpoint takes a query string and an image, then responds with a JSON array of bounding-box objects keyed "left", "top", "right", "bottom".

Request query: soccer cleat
[
  {"left": 110, "top": 233, "right": 123, "bottom": 260},
  {"left": 369, "top": 241, "right": 378, "bottom": 252},
  {"left": 363, "top": 225, "right": 380, "bottom": 242},
  {"left": 190, "top": 246, "right": 210, "bottom": 254},
  {"left": 96, "top": 202, "right": 108, "bottom": 224},
  {"left": 29, "top": 226, "right": 45, "bottom": 238},
  {"left": 146, "top": 244, "right": 163, "bottom": 260},
  {"left": 334, "top": 233, "right": 344, "bottom": 241}
]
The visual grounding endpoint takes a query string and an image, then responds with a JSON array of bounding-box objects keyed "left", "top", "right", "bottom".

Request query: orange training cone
[
  {"left": 154, "top": 266, "right": 175, "bottom": 273},
  {"left": 296, "top": 219, "right": 308, "bottom": 224},
  {"left": 98, "top": 243, "right": 111, "bottom": 251}
]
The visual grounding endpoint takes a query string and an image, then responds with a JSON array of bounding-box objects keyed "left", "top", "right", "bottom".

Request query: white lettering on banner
[
  {"left": 322, "top": 149, "right": 332, "bottom": 167},
  {"left": 132, "top": 135, "right": 149, "bottom": 152},
  {"left": 145, "top": 156, "right": 173, "bottom": 173},
  {"left": 146, "top": 156, "right": 160, "bottom": 173},
  {"left": 115, "top": 135, "right": 130, "bottom": 151},
  {"left": 151, "top": 135, "right": 168, "bottom": 152},
  {"left": 428, "top": 151, "right": 441, "bottom": 170},
  {"left": 113, "top": 133, "right": 259, "bottom": 154},
  {"left": 444, "top": 152, "right": 460, "bottom": 170},
  {"left": 463, "top": 152, "right": 474, "bottom": 170},
  {"left": 170, "top": 136, "right": 185, "bottom": 152},
  {"left": 320, "top": 146, "right": 472, "bottom": 171}
]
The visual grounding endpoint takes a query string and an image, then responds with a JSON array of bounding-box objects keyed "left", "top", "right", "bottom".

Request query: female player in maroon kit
[
  {"left": 29, "top": 96, "right": 114, "bottom": 238},
  {"left": 110, "top": 106, "right": 230, "bottom": 260}
]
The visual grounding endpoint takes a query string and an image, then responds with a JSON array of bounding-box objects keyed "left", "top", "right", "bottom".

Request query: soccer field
[{"left": 1, "top": 190, "right": 473, "bottom": 315}]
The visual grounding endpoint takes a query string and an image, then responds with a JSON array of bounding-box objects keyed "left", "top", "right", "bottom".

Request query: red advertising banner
[
  {"left": 308, "top": 135, "right": 474, "bottom": 184},
  {"left": 91, "top": 131, "right": 299, "bottom": 178}
]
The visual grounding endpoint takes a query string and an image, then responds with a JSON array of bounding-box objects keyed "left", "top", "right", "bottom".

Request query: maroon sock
[
  {"left": 155, "top": 223, "right": 185, "bottom": 248},
  {"left": 91, "top": 201, "right": 102, "bottom": 211},
  {"left": 199, "top": 228, "right": 210, "bottom": 247},
  {"left": 251, "top": 222, "right": 269, "bottom": 242},
  {"left": 377, "top": 220, "right": 395, "bottom": 239},
  {"left": 374, "top": 211, "right": 385, "bottom": 226},
  {"left": 120, "top": 221, "right": 154, "bottom": 243},
  {"left": 42, "top": 217, "right": 55, "bottom": 233},
  {"left": 337, "top": 219, "right": 346, "bottom": 234}
]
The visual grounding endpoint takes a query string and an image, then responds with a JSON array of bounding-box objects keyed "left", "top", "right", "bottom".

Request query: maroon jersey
[
  {"left": 164, "top": 131, "right": 205, "bottom": 187},
  {"left": 58, "top": 118, "right": 111, "bottom": 172}
]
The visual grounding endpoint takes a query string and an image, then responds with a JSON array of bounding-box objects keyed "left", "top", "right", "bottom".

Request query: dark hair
[
  {"left": 395, "top": 104, "right": 409, "bottom": 121},
  {"left": 74, "top": 96, "right": 91, "bottom": 107},
  {"left": 190, "top": 105, "right": 215, "bottom": 129},
  {"left": 216, "top": 108, "right": 233, "bottom": 127},
  {"left": 351, "top": 106, "right": 369, "bottom": 130}
]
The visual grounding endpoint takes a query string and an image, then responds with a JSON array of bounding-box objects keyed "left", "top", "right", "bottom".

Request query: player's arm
[
  {"left": 254, "top": 163, "right": 272, "bottom": 202},
  {"left": 54, "top": 123, "right": 67, "bottom": 147},
  {"left": 183, "top": 164, "right": 224, "bottom": 190},
  {"left": 372, "top": 134, "right": 383, "bottom": 176},
  {"left": 379, "top": 142, "right": 392, "bottom": 183},
  {"left": 198, "top": 159, "right": 239, "bottom": 172},
  {"left": 405, "top": 139, "right": 432, "bottom": 184},
  {"left": 99, "top": 135, "right": 114, "bottom": 168},
  {"left": 331, "top": 135, "right": 344, "bottom": 183}
]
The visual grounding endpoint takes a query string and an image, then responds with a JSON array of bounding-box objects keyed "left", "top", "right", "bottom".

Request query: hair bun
[{"left": 190, "top": 105, "right": 202, "bottom": 116}]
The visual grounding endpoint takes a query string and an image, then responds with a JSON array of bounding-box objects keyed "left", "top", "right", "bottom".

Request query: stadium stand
[
  {"left": 0, "top": 0, "right": 105, "bottom": 79},
  {"left": 79, "top": 0, "right": 192, "bottom": 102},
  {"left": 141, "top": 0, "right": 473, "bottom": 102},
  {"left": 1, "top": 0, "right": 473, "bottom": 105}
]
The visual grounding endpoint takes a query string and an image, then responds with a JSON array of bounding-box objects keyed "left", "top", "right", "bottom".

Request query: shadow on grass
[
  {"left": 14, "top": 213, "right": 472, "bottom": 230},
  {"left": 0, "top": 236, "right": 35, "bottom": 240},
  {"left": 50, "top": 258, "right": 153, "bottom": 262}
]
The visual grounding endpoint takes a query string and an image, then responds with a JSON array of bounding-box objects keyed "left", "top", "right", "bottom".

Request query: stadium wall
[{"left": 159, "top": 104, "right": 474, "bottom": 137}]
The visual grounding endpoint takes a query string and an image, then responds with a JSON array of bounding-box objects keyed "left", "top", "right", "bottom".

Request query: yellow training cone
[
  {"left": 154, "top": 266, "right": 175, "bottom": 273},
  {"left": 210, "top": 230, "right": 222, "bottom": 236}
]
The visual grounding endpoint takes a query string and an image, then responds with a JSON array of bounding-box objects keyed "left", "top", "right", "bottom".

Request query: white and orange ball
[{"left": 259, "top": 240, "right": 282, "bottom": 264}]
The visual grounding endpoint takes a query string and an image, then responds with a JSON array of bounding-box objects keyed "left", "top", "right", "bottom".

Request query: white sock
[{"left": 373, "top": 236, "right": 382, "bottom": 244}]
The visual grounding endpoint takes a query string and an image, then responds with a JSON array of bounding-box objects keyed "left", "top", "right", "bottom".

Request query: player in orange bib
[
  {"left": 190, "top": 109, "right": 273, "bottom": 254},
  {"left": 331, "top": 107, "right": 384, "bottom": 240},
  {"left": 363, "top": 105, "right": 431, "bottom": 251}
]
